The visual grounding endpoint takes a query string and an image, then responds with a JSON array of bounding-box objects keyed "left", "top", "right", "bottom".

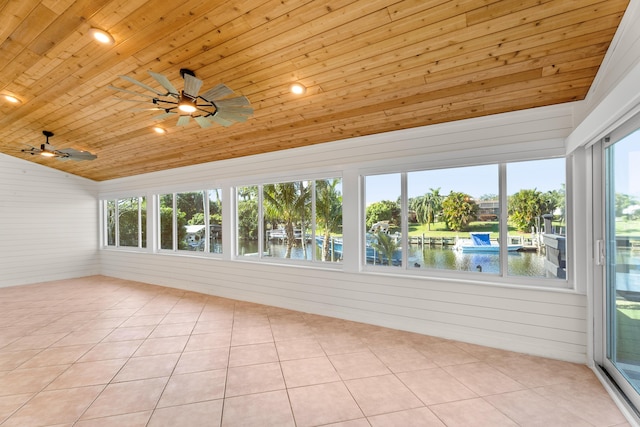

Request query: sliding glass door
[{"left": 602, "top": 124, "right": 640, "bottom": 412}]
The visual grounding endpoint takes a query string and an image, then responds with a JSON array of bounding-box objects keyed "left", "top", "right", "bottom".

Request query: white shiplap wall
[
  {"left": 99, "top": 103, "right": 590, "bottom": 363},
  {"left": 0, "top": 153, "right": 99, "bottom": 287}
]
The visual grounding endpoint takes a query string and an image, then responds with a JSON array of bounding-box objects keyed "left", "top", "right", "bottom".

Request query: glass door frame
[{"left": 593, "top": 114, "right": 640, "bottom": 419}]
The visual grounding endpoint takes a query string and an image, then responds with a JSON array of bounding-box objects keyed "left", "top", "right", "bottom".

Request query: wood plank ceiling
[{"left": 0, "top": 0, "right": 630, "bottom": 181}]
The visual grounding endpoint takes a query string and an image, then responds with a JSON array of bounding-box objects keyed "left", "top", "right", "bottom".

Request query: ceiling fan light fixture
[
  {"left": 39, "top": 144, "right": 56, "bottom": 157},
  {"left": 89, "top": 28, "right": 114, "bottom": 45},
  {"left": 178, "top": 92, "right": 197, "bottom": 113},
  {"left": 290, "top": 83, "right": 306, "bottom": 95}
]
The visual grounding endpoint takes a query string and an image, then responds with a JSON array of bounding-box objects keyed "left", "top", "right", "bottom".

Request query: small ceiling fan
[
  {"left": 110, "top": 68, "right": 253, "bottom": 128},
  {"left": 21, "top": 131, "right": 97, "bottom": 161}
]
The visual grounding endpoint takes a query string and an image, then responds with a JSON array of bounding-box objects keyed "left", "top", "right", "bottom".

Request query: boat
[{"left": 453, "top": 232, "right": 522, "bottom": 253}]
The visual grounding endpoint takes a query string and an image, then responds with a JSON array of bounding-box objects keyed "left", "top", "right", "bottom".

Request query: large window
[
  {"left": 236, "top": 178, "right": 342, "bottom": 262},
  {"left": 104, "top": 196, "right": 146, "bottom": 248},
  {"left": 158, "top": 190, "right": 222, "bottom": 253},
  {"left": 364, "top": 159, "right": 568, "bottom": 282}
]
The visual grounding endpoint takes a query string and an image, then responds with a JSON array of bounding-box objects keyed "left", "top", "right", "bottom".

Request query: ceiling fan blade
[
  {"left": 214, "top": 96, "right": 251, "bottom": 109},
  {"left": 183, "top": 73, "right": 203, "bottom": 97},
  {"left": 200, "top": 84, "right": 234, "bottom": 102},
  {"left": 119, "top": 75, "right": 164, "bottom": 95},
  {"left": 216, "top": 106, "right": 254, "bottom": 116},
  {"left": 176, "top": 115, "right": 190, "bottom": 126},
  {"left": 58, "top": 148, "right": 97, "bottom": 161},
  {"left": 194, "top": 116, "right": 213, "bottom": 128},
  {"left": 208, "top": 115, "right": 233, "bottom": 127},
  {"left": 215, "top": 111, "right": 250, "bottom": 122},
  {"left": 109, "top": 86, "right": 157, "bottom": 99},
  {"left": 131, "top": 107, "right": 165, "bottom": 111},
  {"left": 148, "top": 71, "right": 179, "bottom": 95},
  {"left": 154, "top": 111, "right": 177, "bottom": 120},
  {"left": 114, "top": 97, "right": 149, "bottom": 103}
]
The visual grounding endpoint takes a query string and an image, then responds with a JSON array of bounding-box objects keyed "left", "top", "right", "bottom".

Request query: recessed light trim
[
  {"left": 290, "top": 83, "right": 306, "bottom": 95},
  {"left": 153, "top": 126, "right": 166, "bottom": 134},
  {"left": 89, "top": 28, "right": 114, "bottom": 45}
]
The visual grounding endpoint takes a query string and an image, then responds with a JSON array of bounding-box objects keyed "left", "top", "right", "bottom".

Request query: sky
[
  {"left": 613, "top": 127, "right": 640, "bottom": 198},
  {"left": 365, "top": 158, "right": 566, "bottom": 204}
]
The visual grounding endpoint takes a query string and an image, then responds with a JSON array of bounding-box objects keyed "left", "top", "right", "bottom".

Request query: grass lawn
[
  {"left": 616, "top": 220, "right": 640, "bottom": 236},
  {"left": 400, "top": 221, "right": 531, "bottom": 238},
  {"left": 616, "top": 300, "right": 640, "bottom": 364}
]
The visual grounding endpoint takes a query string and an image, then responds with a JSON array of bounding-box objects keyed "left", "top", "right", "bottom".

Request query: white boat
[{"left": 454, "top": 232, "right": 522, "bottom": 253}]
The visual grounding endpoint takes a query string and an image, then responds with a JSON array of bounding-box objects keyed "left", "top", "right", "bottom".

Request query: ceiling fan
[
  {"left": 110, "top": 68, "right": 253, "bottom": 128},
  {"left": 21, "top": 131, "right": 97, "bottom": 161}
]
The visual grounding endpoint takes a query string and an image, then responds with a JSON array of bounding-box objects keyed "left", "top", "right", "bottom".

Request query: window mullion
[{"left": 499, "top": 163, "right": 508, "bottom": 276}]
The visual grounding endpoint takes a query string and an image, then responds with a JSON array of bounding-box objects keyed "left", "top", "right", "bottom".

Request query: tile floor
[{"left": 0, "top": 276, "right": 632, "bottom": 426}]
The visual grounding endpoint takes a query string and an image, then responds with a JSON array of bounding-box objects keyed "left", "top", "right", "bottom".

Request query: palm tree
[
  {"left": 421, "top": 187, "right": 442, "bottom": 230},
  {"left": 370, "top": 232, "right": 400, "bottom": 266},
  {"left": 263, "top": 182, "right": 310, "bottom": 258},
  {"left": 316, "top": 179, "right": 342, "bottom": 261}
]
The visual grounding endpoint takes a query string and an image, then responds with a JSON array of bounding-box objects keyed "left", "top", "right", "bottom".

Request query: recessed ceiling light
[
  {"left": 290, "top": 83, "right": 306, "bottom": 95},
  {"left": 152, "top": 126, "right": 166, "bottom": 134},
  {"left": 3, "top": 94, "right": 21, "bottom": 104},
  {"left": 88, "top": 28, "right": 114, "bottom": 45}
]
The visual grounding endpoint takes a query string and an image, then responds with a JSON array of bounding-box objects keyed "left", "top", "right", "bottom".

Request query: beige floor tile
[
  {"left": 161, "top": 312, "right": 201, "bottom": 324},
  {"left": 222, "top": 390, "right": 294, "bottom": 427},
  {"left": 2, "top": 385, "right": 103, "bottom": 426},
  {"left": 149, "top": 322, "right": 195, "bottom": 338},
  {"left": 0, "top": 278, "right": 632, "bottom": 427},
  {"left": 74, "top": 411, "right": 152, "bottom": 427},
  {"left": 113, "top": 353, "right": 179, "bottom": 382},
  {"left": 429, "top": 397, "right": 519, "bottom": 426},
  {"left": 345, "top": 374, "right": 424, "bottom": 416},
  {"left": 78, "top": 340, "right": 143, "bottom": 362},
  {"left": 225, "top": 362, "right": 285, "bottom": 397},
  {"left": 443, "top": 362, "right": 526, "bottom": 396},
  {"left": 53, "top": 329, "right": 114, "bottom": 347},
  {"left": 157, "top": 369, "right": 226, "bottom": 407},
  {"left": 184, "top": 331, "right": 232, "bottom": 351},
  {"left": 416, "top": 341, "right": 480, "bottom": 367},
  {"left": 275, "top": 338, "right": 326, "bottom": 361},
  {"left": 317, "top": 333, "right": 369, "bottom": 355},
  {"left": 0, "top": 393, "right": 34, "bottom": 424},
  {"left": 19, "top": 345, "right": 93, "bottom": 368},
  {"left": 485, "top": 389, "right": 594, "bottom": 426},
  {"left": 133, "top": 335, "right": 188, "bottom": 357},
  {"left": 102, "top": 326, "right": 154, "bottom": 342},
  {"left": 46, "top": 358, "right": 127, "bottom": 390},
  {"left": 397, "top": 368, "right": 477, "bottom": 405},
  {"left": 229, "top": 342, "right": 278, "bottom": 367},
  {"left": 0, "top": 349, "right": 41, "bottom": 370},
  {"left": 192, "top": 320, "right": 233, "bottom": 335},
  {"left": 3, "top": 333, "right": 68, "bottom": 351},
  {"left": 329, "top": 351, "right": 391, "bottom": 380},
  {"left": 149, "top": 400, "right": 223, "bottom": 427},
  {"left": 371, "top": 346, "right": 438, "bottom": 373},
  {"left": 120, "top": 315, "right": 164, "bottom": 328},
  {"left": 281, "top": 356, "right": 341, "bottom": 388},
  {"left": 322, "top": 419, "right": 371, "bottom": 427},
  {"left": 80, "top": 377, "right": 168, "bottom": 420},
  {"left": 230, "top": 325, "right": 274, "bottom": 346},
  {"left": 532, "top": 378, "right": 629, "bottom": 426},
  {"left": 368, "top": 407, "right": 446, "bottom": 426},
  {"left": 288, "top": 381, "right": 363, "bottom": 427},
  {"left": 174, "top": 348, "right": 229, "bottom": 374},
  {"left": 0, "top": 365, "right": 69, "bottom": 396},
  {"left": 76, "top": 317, "right": 128, "bottom": 330}
]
